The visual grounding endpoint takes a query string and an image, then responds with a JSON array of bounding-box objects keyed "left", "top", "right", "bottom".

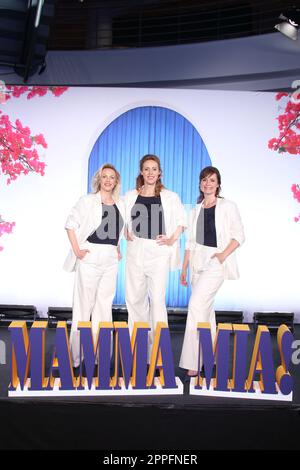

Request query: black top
[
  {"left": 196, "top": 205, "right": 217, "bottom": 247},
  {"left": 87, "top": 204, "right": 124, "bottom": 246},
  {"left": 131, "top": 195, "right": 166, "bottom": 240}
]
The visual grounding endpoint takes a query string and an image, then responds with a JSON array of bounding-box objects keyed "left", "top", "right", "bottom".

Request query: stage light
[
  {"left": 275, "top": 19, "right": 298, "bottom": 41},
  {"left": 0, "top": 0, "right": 55, "bottom": 82},
  {"left": 0, "top": 305, "right": 37, "bottom": 325},
  {"left": 38, "top": 61, "right": 47, "bottom": 75},
  {"left": 275, "top": 8, "right": 300, "bottom": 40},
  {"left": 253, "top": 312, "right": 294, "bottom": 332},
  {"left": 47, "top": 307, "right": 72, "bottom": 328}
]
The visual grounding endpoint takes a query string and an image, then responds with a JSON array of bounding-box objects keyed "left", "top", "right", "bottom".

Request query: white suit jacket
[
  {"left": 124, "top": 188, "right": 187, "bottom": 271},
  {"left": 63, "top": 193, "right": 126, "bottom": 272},
  {"left": 186, "top": 197, "right": 245, "bottom": 280}
]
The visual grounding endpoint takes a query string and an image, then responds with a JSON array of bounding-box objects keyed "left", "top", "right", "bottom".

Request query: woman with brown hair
[
  {"left": 124, "top": 154, "right": 186, "bottom": 356},
  {"left": 179, "top": 166, "right": 245, "bottom": 378},
  {"left": 64, "top": 163, "right": 125, "bottom": 367}
]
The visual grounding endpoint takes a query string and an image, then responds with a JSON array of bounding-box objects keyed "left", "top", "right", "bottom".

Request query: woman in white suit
[
  {"left": 64, "top": 163, "right": 125, "bottom": 367},
  {"left": 124, "top": 154, "right": 186, "bottom": 356},
  {"left": 179, "top": 166, "right": 245, "bottom": 378}
]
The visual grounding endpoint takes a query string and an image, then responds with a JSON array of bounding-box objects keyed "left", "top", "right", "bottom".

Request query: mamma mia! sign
[{"left": 8, "top": 321, "right": 293, "bottom": 401}]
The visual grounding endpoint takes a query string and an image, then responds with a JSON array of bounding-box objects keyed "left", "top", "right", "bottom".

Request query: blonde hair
[{"left": 92, "top": 163, "right": 121, "bottom": 201}]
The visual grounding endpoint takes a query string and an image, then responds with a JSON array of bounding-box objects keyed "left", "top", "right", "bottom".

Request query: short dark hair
[{"left": 197, "top": 166, "right": 221, "bottom": 203}]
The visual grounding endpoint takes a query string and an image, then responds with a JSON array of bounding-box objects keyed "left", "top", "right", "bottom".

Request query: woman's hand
[
  {"left": 125, "top": 227, "right": 134, "bottom": 242},
  {"left": 156, "top": 234, "right": 174, "bottom": 246},
  {"left": 180, "top": 269, "right": 188, "bottom": 287},
  {"left": 211, "top": 252, "right": 226, "bottom": 264},
  {"left": 75, "top": 248, "right": 90, "bottom": 260}
]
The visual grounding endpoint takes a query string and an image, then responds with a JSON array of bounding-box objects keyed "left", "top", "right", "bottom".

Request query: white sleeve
[
  {"left": 173, "top": 193, "right": 187, "bottom": 228},
  {"left": 184, "top": 207, "right": 195, "bottom": 250},
  {"left": 229, "top": 202, "right": 245, "bottom": 246},
  {"left": 64, "top": 196, "right": 87, "bottom": 231}
]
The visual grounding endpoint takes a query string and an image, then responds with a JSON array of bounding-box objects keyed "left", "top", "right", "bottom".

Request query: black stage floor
[{"left": 1, "top": 324, "right": 300, "bottom": 450}]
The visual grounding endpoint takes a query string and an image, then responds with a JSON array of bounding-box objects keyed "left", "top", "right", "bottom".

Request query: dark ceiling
[
  {"left": 48, "top": 0, "right": 298, "bottom": 50},
  {"left": 0, "top": 0, "right": 298, "bottom": 82}
]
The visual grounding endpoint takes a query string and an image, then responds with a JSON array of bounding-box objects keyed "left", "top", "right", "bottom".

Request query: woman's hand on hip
[
  {"left": 211, "top": 252, "right": 226, "bottom": 264},
  {"left": 125, "top": 227, "right": 134, "bottom": 241},
  {"left": 156, "top": 234, "right": 174, "bottom": 246},
  {"left": 75, "top": 249, "right": 90, "bottom": 260}
]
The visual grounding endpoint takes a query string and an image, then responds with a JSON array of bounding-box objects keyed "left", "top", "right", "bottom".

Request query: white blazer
[
  {"left": 124, "top": 188, "right": 187, "bottom": 270},
  {"left": 186, "top": 197, "right": 245, "bottom": 280},
  {"left": 63, "top": 193, "right": 126, "bottom": 272}
]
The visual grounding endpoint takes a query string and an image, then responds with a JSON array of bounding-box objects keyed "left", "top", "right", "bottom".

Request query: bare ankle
[{"left": 188, "top": 370, "right": 198, "bottom": 376}]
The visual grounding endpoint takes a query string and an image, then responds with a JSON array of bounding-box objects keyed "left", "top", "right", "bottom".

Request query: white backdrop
[{"left": 0, "top": 87, "right": 299, "bottom": 322}]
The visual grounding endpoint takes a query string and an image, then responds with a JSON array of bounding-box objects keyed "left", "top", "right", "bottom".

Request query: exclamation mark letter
[{"left": 276, "top": 325, "right": 293, "bottom": 395}]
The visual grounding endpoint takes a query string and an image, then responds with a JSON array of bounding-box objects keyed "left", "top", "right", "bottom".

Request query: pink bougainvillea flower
[
  {"left": 50, "top": 86, "right": 69, "bottom": 97},
  {"left": 276, "top": 92, "right": 289, "bottom": 101},
  {"left": 0, "top": 85, "right": 68, "bottom": 251},
  {"left": 269, "top": 90, "right": 300, "bottom": 222},
  {"left": 0, "top": 218, "right": 15, "bottom": 236},
  {"left": 0, "top": 216, "right": 15, "bottom": 252},
  {"left": 291, "top": 184, "right": 300, "bottom": 202},
  {"left": 33, "top": 133, "right": 47, "bottom": 148},
  {"left": 0, "top": 113, "right": 47, "bottom": 184},
  {"left": 2, "top": 85, "right": 68, "bottom": 102}
]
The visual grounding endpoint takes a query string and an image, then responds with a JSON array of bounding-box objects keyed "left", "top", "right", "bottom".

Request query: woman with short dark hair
[{"left": 179, "top": 166, "right": 245, "bottom": 378}]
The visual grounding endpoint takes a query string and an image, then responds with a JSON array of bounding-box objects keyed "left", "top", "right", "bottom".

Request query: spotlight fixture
[
  {"left": 0, "top": 0, "right": 55, "bottom": 82},
  {"left": 275, "top": 7, "right": 300, "bottom": 40}
]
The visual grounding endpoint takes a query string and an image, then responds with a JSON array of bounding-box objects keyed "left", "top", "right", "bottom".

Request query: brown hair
[
  {"left": 136, "top": 154, "right": 165, "bottom": 196},
  {"left": 92, "top": 163, "right": 121, "bottom": 201},
  {"left": 197, "top": 166, "right": 221, "bottom": 203}
]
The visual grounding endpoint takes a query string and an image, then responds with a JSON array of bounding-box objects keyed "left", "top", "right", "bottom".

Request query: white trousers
[
  {"left": 179, "top": 248, "right": 224, "bottom": 372},
  {"left": 125, "top": 237, "right": 171, "bottom": 357},
  {"left": 70, "top": 242, "right": 118, "bottom": 367}
]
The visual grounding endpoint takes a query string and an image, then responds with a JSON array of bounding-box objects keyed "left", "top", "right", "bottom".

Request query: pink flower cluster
[
  {"left": 4, "top": 86, "right": 68, "bottom": 101},
  {"left": 0, "top": 218, "right": 15, "bottom": 251},
  {"left": 291, "top": 184, "right": 300, "bottom": 202},
  {"left": 269, "top": 91, "right": 300, "bottom": 222},
  {"left": 0, "top": 85, "right": 68, "bottom": 251},
  {"left": 276, "top": 92, "right": 289, "bottom": 101},
  {"left": 0, "top": 112, "right": 47, "bottom": 184},
  {"left": 268, "top": 92, "right": 300, "bottom": 154}
]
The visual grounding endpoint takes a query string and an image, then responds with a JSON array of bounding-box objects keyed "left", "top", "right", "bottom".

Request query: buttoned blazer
[
  {"left": 123, "top": 188, "right": 187, "bottom": 270},
  {"left": 186, "top": 197, "right": 245, "bottom": 280},
  {"left": 63, "top": 193, "right": 126, "bottom": 272}
]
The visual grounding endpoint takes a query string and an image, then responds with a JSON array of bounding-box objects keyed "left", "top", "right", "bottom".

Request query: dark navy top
[
  {"left": 196, "top": 205, "right": 217, "bottom": 247},
  {"left": 131, "top": 195, "right": 166, "bottom": 240},
  {"left": 87, "top": 204, "right": 124, "bottom": 246}
]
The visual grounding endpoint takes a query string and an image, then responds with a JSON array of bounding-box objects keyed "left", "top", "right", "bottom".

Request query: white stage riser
[
  {"left": 8, "top": 377, "right": 184, "bottom": 397},
  {"left": 189, "top": 379, "right": 293, "bottom": 401}
]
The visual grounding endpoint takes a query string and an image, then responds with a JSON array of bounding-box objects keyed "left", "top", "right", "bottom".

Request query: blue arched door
[{"left": 88, "top": 106, "right": 212, "bottom": 307}]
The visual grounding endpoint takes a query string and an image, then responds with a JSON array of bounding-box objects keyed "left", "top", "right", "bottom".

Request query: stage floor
[{"left": 1, "top": 324, "right": 300, "bottom": 450}]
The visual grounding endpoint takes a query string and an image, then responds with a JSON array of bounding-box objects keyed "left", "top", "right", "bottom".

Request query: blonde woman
[
  {"left": 64, "top": 163, "right": 125, "bottom": 367},
  {"left": 124, "top": 154, "right": 187, "bottom": 356}
]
